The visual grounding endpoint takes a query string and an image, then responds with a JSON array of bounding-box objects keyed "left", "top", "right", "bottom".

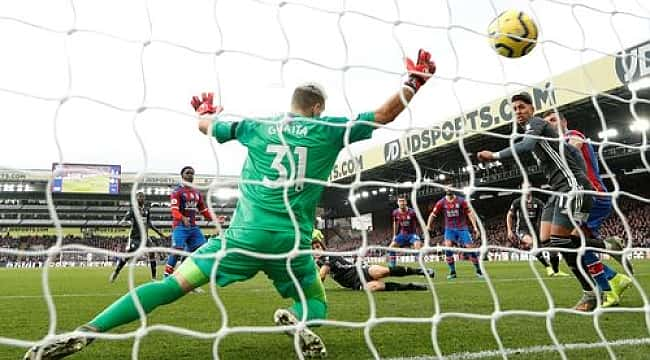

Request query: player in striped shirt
[
  {"left": 163, "top": 166, "right": 214, "bottom": 277},
  {"left": 427, "top": 188, "right": 482, "bottom": 280},
  {"left": 544, "top": 111, "right": 631, "bottom": 307},
  {"left": 387, "top": 196, "right": 423, "bottom": 268}
]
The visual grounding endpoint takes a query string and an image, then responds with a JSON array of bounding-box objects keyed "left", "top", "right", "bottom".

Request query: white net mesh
[{"left": 1, "top": 0, "right": 650, "bottom": 359}]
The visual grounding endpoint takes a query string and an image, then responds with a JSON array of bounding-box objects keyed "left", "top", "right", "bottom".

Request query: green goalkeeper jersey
[{"left": 211, "top": 112, "right": 376, "bottom": 239}]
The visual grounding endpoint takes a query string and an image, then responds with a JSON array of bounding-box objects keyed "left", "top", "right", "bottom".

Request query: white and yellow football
[{"left": 488, "top": 10, "right": 538, "bottom": 58}]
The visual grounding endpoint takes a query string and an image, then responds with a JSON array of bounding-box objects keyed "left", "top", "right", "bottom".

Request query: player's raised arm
[
  {"left": 193, "top": 92, "right": 227, "bottom": 138},
  {"left": 374, "top": 49, "right": 436, "bottom": 125}
]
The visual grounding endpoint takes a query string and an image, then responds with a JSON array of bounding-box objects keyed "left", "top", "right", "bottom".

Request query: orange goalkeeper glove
[
  {"left": 404, "top": 49, "right": 436, "bottom": 92},
  {"left": 191, "top": 92, "right": 223, "bottom": 115}
]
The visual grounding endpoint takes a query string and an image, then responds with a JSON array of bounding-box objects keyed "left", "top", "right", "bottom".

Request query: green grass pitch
[
  {"left": 61, "top": 175, "right": 110, "bottom": 193},
  {"left": 1, "top": 261, "right": 649, "bottom": 359}
]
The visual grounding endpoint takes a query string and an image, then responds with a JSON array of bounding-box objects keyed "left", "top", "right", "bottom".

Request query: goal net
[{"left": 1, "top": 0, "right": 650, "bottom": 359}]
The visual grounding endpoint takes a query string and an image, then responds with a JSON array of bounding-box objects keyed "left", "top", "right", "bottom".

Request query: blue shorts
[
  {"left": 172, "top": 225, "right": 207, "bottom": 252},
  {"left": 586, "top": 196, "right": 612, "bottom": 239},
  {"left": 394, "top": 233, "right": 421, "bottom": 247},
  {"left": 444, "top": 228, "right": 473, "bottom": 246}
]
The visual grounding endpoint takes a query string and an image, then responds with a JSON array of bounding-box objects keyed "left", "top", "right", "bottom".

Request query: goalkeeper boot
[
  {"left": 274, "top": 309, "right": 326, "bottom": 358},
  {"left": 602, "top": 291, "right": 620, "bottom": 308},
  {"left": 609, "top": 273, "right": 632, "bottom": 301},
  {"left": 24, "top": 327, "right": 94, "bottom": 360},
  {"left": 446, "top": 272, "right": 457, "bottom": 281},
  {"left": 574, "top": 291, "right": 598, "bottom": 312}
]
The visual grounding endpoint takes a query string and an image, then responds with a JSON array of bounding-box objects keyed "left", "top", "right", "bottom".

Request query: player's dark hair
[
  {"left": 511, "top": 92, "right": 533, "bottom": 105},
  {"left": 541, "top": 109, "right": 566, "bottom": 121},
  {"left": 292, "top": 84, "right": 325, "bottom": 112},
  {"left": 180, "top": 166, "right": 194, "bottom": 175},
  {"left": 311, "top": 239, "right": 327, "bottom": 250}
]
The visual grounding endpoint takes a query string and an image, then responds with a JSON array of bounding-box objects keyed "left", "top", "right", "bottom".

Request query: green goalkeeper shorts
[{"left": 191, "top": 228, "right": 319, "bottom": 299}]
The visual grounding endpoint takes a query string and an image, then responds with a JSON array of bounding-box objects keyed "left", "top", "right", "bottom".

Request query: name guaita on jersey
[{"left": 268, "top": 123, "right": 309, "bottom": 137}]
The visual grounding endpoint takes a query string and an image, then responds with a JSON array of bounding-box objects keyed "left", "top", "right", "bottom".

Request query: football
[{"left": 488, "top": 10, "right": 538, "bottom": 58}]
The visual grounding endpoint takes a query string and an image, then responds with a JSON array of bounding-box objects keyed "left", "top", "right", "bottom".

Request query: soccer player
[
  {"left": 312, "top": 219, "right": 325, "bottom": 245},
  {"left": 506, "top": 191, "right": 569, "bottom": 277},
  {"left": 24, "top": 49, "right": 436, "bottom": 359},
  {"left": 109, "top": 190, "right": 166, "bottom": 282},
  {"left": 476, "top": 92, "right": 623, "bottom": 310},
  {"left": 163, "top": 166, "right": 214, "bottom": 278},
  {"left": 543, "top": 110, "right": 632, "bottom": 306},
  {"left": 427, "top": 187, "right": 482, "bottom": 280},
  {"left": 312, "top": 239, "right": 432, "bottom": 292},
  {"left": 387, "top": 196, "right": 423, "bottom": 268}
]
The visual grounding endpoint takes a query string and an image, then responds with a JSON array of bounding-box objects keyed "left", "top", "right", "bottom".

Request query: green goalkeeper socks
[{"left": 88, "top": 276, "right": 185, "bottom": 332}]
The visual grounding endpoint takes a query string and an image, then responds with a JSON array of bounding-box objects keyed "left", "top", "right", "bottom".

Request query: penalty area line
[{"left": 384, "top": 337, "right": 650, "bottom": 360}]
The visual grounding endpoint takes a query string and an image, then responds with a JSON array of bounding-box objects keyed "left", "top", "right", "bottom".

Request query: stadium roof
[
  {"left": 322, "top": 40, "right": 650, "bottom": 214},
  {"left": 328, "top": 39, "right": 650, "bottom": 183}
]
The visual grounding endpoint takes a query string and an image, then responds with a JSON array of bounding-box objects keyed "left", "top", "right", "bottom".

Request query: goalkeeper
[{"left": 24, "top": 49, "right": 436, "bottom": 360}]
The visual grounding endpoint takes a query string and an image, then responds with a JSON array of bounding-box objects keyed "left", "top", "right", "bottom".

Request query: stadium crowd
[
  {"left": 0, "top": 199, "right": 648, "bottom": 265},
  {"left": 0, "top": 235, "right": 167, "bottom": 265},
  {"left": 324, "top": 198, "right": 650, "bottom": 251}
]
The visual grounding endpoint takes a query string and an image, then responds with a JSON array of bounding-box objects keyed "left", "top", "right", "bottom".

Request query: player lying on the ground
[
  {"left": 312, "top": 239, "right": 433, "bottom": 292},
  {"left": 477, "top": 92, "right": 624, "bottom": 310},
  {"left": 428, "top": 187, "right": 482, "bottom": 280},
  {"left": 23, "top": 49, "right": 437, "bottom": 360},
  {"left": 506, "top": 191, "right": 569, "bottom": 277},
  {"left": 110, "top": 190, "right": 166, "bottom": 282},
  {"left": 544, "top": 110, "right": 632, "bottom": 310},
  {"left": 387, "top": 196, "right": 423, "bottom": 268}
]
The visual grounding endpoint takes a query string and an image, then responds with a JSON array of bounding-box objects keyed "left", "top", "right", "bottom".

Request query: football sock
[
  {"left": 88, "top": 275, "right": 186, "bottom": 332},
  {"left": 388, "top": 266, "right": 415, "bottom": 277},
  {"left": 164, "top": 252, "right": 181, "bottom": 277},
  {"left": 150, "top": 260, "right": 157, "bottom": 279},
  {"left": 603, "top": 263, "right": 617, "bottom": 281},
  {"left": 560, "top": 248, "right": 594, "bottom": 292},
  {"left": 535, "top": 253, "right": 550, "bottom": 268},
  {"left": 89, "top": 258, "right": 211, "bottom": 332},
  {"left": 583, "top": 251, "right": 612, "bottom": 292},
  {"left": 468, "top": 252, "right": 481, "bottom": 274},
  {"left": 445, "top": 250, "right": 456, "bottom": 274},
  {"left": 384, "top": 282, "right": 426, "bottom": 291},
  {"left": 549, "top": 252, "right": 560, "bottom": 273},
  {"left": 113, "top": 259, "right": 126, "bottom": 277},
  {"left": 288, "top": 267, "right": 328, "bottom": 322}
]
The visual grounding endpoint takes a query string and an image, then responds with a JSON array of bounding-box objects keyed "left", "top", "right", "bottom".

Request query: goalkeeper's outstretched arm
[{"left": 375, "top": 48, "right": 436, "bottom": 125}]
